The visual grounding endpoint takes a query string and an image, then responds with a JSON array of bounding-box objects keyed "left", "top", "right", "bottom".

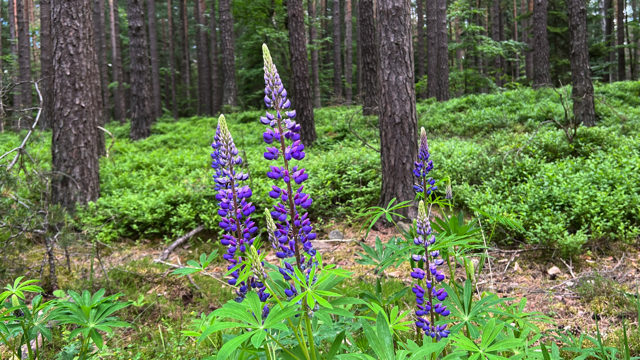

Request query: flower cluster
[
  {"left": 413, "top": 127, "right": 437, "bottom": 196},
  {"left": 261, "top": 44, "right": 317, "bottom": 300},
  {"left": 410, "top": 206, "right": 450, "bottom": 339},
  {"left": 211, "top": 115, "right": 268, "bottom": 303}
]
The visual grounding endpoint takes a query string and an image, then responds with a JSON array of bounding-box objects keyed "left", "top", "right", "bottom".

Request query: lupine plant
[{"left": 170, "top": 44, "right": 594, "bottom": 360}]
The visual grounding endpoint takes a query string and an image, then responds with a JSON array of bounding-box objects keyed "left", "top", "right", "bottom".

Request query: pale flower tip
[{"left": 421, "top": 127, "right": 426, "bottom": 137}]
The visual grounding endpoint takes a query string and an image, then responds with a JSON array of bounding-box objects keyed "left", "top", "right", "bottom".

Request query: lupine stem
[
  {"left": 303, "top": 307, "right": 318, "bottom": 360},
  {"left": 267, "top": 332, "right": 301, "bottom": 360}
]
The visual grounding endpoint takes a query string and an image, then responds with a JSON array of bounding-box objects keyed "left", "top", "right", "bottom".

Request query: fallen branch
[{"left": 157, "top": 225, "right": 205, "bottom": 261}]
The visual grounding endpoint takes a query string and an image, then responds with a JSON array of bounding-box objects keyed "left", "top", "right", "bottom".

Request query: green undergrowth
[{"left": 2, "top": 82, "right": 640, "bottom": 254}]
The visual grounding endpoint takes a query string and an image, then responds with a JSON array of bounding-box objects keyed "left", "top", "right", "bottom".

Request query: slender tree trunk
[
  {"left": 40, "top": 0, "right": 53, "bottom": 129},
  {"left": 345, "top": 0, "right": 353, "bottom": 104},
  {"left": 567, "top": 0, "right": 596, "bottom": 126},
  {"left": 195, "top": 2, "right": 202, "bottom": 114},
  {"left": 492, "top": 0, "right": 502, "bottom": 86},
  {"left": 604, "top": 0, "right": 613, "bottom": 82},
  {"left": 523, "top": 0, "right": 532, "bottom": 79},
  {"left": 332, "top": 0, "right": 343, "bottom": 102},
  {"left": 16, "top": 0, "right": 32, "bottom": 110},
  {"left": 611, "top": 0, "right": 618, "bottom": 81},
  {"left": 179, "top": 0, "right": 191, "bottom": 108},
  {"left": 195, "top": 0, "right": 212, "bottom": 115},
  {"left": 626, "top": 10, "right": 634, "bottom": 79},
  {"left": 210, "top": 0, "right": 222, "bottom": 113},
  {"left": 148, "top": 0, "right": 162, "bottom": 118},
  {"left": 617, "top": 0, "right": 626, "bottom": 80},
  {"left": 109, "top": 0, "right": 126, "bottom": 122},
  {"left": 356, "top": 1, "right": 362, "bottom": 99},
  {"left": 309, "top": 0, "right": 322, "bottom": 108},
  {"left": 167, "top": 0, "right": 178, "bottom": 120},
  {"left": 376, "top": 0, "right": 418, "bottom": 220},
  {"left": 514, "top": 0, "right": 519, "bottom": 79},
  {"left": 8, "top": 0, "right": 16, "bottom": 59},
  {"left": 426, "top": 0, "right": 438, "bottom": 98},
  {"left": 91, "top": 0, "right": 105, "bottom": 155},
  {"left": 288, "top": 0, "right": 317, "bottom": 144},
  {"left": 0, "top": 2, "right": 3, "bottom": 73},
  {"left": 128, "top": 0, "right": 153, "bottom": 140},
  {"left": 436, "top": 0, "right": 449, "bottom": 100},
  {"left": 162, "top": 19, "right": 171, "bottom": 111},
  {"left": 359, "top": 0, "right": 378, "bottom": 115},
  {"left": 417, "top": 0, "right": 426, "bottom": 99},
  {"left": 51, "top": 0, "right": 102, "bottom": 208},
  {"left": 532, "top": 0, "right": 551, "bottom": 88},
  {"left": 94, "top": 0, "right": 110, "bottom": 123},
  {"left": 219, "top": 0, "right": 238, "bottom": 107},
  {"left": 633, "top": 0, "right": 639, "bottom": 80}
]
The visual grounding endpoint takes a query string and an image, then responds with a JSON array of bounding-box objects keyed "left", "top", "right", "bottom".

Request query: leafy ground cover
[{"left": 2, "top": 82, "right": 638, "bottom": 254}]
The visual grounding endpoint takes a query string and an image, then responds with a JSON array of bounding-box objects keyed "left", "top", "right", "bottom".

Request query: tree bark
[
  {"left": 128, "top": 0, "right": 153, "bottom": 140},
  {"left": 167, "top": 0, "right": 178, "bottom": 120},
  {"left": 376, "top": 0, "right": 418, "bottom": 219},
  {"left": 309, "top": 0, "right": 322, "bottom": 108},
  {"left": 196, "top": 0, "right": 212, "bottom": 115},
  {"left": 40, "top": 0, "right": 53, "bottom": 129},
  {"left": 492, "top": 0, "right": 502, "bottom": 86},
  {"left": 179, "top": 0, "right": 191, "bottom": 108},
  {"left": 8, "top": 0, "right": 17, "bottom": 58},
  {"left": 16, "top": 0, "right": 32, "bottom": 110},
  {"left": 532, "top": 0, "right": 551, "bottom": 88},
  {"left": 617, "top": 0, "right": 626, "bottom": 80},
  {"left": 332, "top": 0, "right": 343, "bottom": 102},
  {"left": 436, "top": 0, "right": 449, "bottom": 100},
  {"left": 219, "top": 0, "right": 238, "bottom": 107},
  {"left": 345, "top": 0, "right": 353, "bottom": 104},
  {"left": 610, "top": 0, "right": 618, "bottom": 81},
  {"left": 210, "top": 0, "right": 222, "bottom": 113},
  {"left": 51, "top": 0, "right": 102, "bottom": 208},
  {"left": 147, "top": 0, "right": 162, "bottom": 118},
  {"left": 356, "top": 1, "right": 362, "bottom": 99},
  {"left": 633, "top": 0, "right": 639, "bottom": 80},
  {"left": 288, "top": 0, "right": 317, "bottom": 145},
  {"left": 513, "top": 0, "right": 519, "bottom": 79},
  {"left": 567, "top": 0, "right": 596, "bottom": 126},
  {"left": 94, "top": 0, "right": 110, "bottom": 124},
  {"left": 359, "top": 0, "right": 378, "bottom": 115},
  {"left": 109, "top": 0, "right": 126, "bottom": 122},
  {"left": 162, "top": 19, "right": 171, "bottom": 111},
  {"left": 426, "top": 0, "right": 438, "bottom": 98},
  {"left": 417, "top": 0, "right": 425, "bottom": 98},
  {"left": 523, "top": 0, "right": 533, "bottom": 79}
]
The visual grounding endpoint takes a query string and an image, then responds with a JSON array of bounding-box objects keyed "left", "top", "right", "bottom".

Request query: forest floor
[{"left": 13, "top": 220, "right": 637, "bottom": 359}]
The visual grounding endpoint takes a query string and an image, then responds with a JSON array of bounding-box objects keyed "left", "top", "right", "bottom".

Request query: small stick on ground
[{"left": 157, "top": 225, "right": 205, "bottom": 261}]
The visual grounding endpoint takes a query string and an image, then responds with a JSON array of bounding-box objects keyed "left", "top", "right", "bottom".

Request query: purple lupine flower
[
  {"left": 410, "top": 201, "right": 450, "bottom": 340},
  {"left": 261, "top": 44, "right": 317, "bottom": 291},
  {"left": 413, "top": 127, "right": 437, "bottom": 196},
  {"left": 211, "top": 115, "right": 268, "bottom": 304}
]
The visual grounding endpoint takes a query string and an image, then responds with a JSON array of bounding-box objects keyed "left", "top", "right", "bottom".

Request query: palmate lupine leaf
[{"left": 0, "top": 277, "right": 43, "bottom": 303}]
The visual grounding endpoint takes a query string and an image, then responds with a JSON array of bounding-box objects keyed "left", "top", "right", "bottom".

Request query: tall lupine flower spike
[
  {"left": 411, "top": 201, "right": 450, "bottom": 341},
  {"left": 414, "top": 127, "right": 437, "bottom": 196},
  {"left": 261, "top": 44, "right": 317, "bottom": 296},
  {"left": 211, "top": 115, "right": 268, "bottom": 304}
]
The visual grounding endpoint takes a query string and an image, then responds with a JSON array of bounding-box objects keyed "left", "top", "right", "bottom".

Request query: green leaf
[
  {"left": 376, "top": 311, "right": 395, "bottom": 360},
  {"left": 325, "top": 330, "right": 346, "bottom": 360},
  {"left": 217, "top": 330, "right": 256, "bottom": 360},
  {"left": 250, "top": 330, "right": 266, "bottom": 348},
  {"left": 90, "top": 329, "right": 104, "bottom": 350}
]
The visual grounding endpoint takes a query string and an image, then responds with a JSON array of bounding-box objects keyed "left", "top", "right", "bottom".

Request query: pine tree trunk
[
  {"left": 513, "top": 0, "right": 519, "bottom": 79},
  {"left": 332, "top": 0, "right": 343, "bottom": 102},
  {"left": 356, "top": 2, "right": 363, "bottom": 100},
  {"left": 436, "top": 0, "right": 449, "bottom": 100},
  {"left": 633, "top": 0, "right": 639, "bottom": 80},
  {"left": 210, "top": 0, "right": 222, "bottom": 113},
  {"left": 492, "top": 0, "right": 502, "bottom": 86},
  {"left": 40, "top": 0, "right": 53, "bottom": 129},
  {"left": 94, "top": 0, "right": 110, "bottom": 123},
  {"left": 16, "top": 0, "right": 32, "bottom": 110},
  {"left": 91, "top": 0, "right": 105, "bottom": 155},
  {"left": 8, "top": 0, "right": 16, "bottom": 58},
  {"left": 167, "top": 0, "right": 178, "bottom": 120},
  {"left": 416, "top": 0, "right": 425, "bottom": 99},
  {"left": 128, "top": 0, "right": 153, "bottom": 140},
  {"left": 376, "top": 0, "right": 418, "bottom": 220},
  {"left": 567, "top": 0, "right": 596, "bottom": 126},
  {"left": 532, "top": 0, "right": 551, "bottom": 88},
  {"left": 617, "top": 0, "right": 626, "bottom": 80},
  {"left": 288, "top": 0, "right": 317, "bottom": 144},
  {"left": 148, "top": 0, "right": 162, "bottom": 118},
  {"left": 309, "top": 0, "right": 322, "bottom": 108},
  {"left": 109, "top": 0, "right": 126, "bottom": 122},
  {"left": 195, "top": 0, "right": 212, "bottom": 115},
  {"left": 162, "top": 19, "right": 171, "bottom": 111},
  {"left": 610, "top": 0, "right": 618, "bottom": 81},
  {"left": 426, "top": 0, "right": 438, "bottom": 98},
  {"left": 219, "top": 0, "right": 238, "bottom": 107},
  {"left": 51, "top": 0, "right": 102, "bottom": 208},
  {"left": 359, "top": 0, "right": 378, "bottom": 115},
  {"left": 523, "top": 0, "right": 532, "bottom": 79},
  {"left": 604, "top": 0, "right": 612, "bottom": 82},
  {"left": 345, "top": 0, "right": 353, "bottom": 104},
  {"left": 179, "top": 0, "right": 191, "bottom": 108}
]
